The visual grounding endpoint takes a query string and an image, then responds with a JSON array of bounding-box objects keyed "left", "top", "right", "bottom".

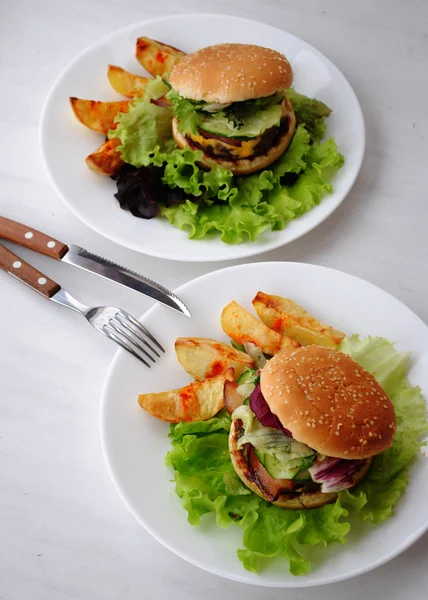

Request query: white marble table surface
[{"left": 1, "top": 0, "right": 427, "bottom": 598}]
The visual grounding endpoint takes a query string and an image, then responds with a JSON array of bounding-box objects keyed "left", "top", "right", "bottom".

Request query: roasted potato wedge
[
  {"left": 138, "top": 368, "right": 234, "bottom": 423},
  {"left": 70, "top": 98, "right": 129, "bottom": 134},
  {"left": 253, "top": 292, "right": 345, "bottom": 348},
  {"left": 85, "top": 138, "right": 123, "bottom": 176},
  {"left": 175, "top": 337, "right": 255, "bottom": 381},
  {"left": 136, "top": 36, "right": 185, "bottom": 76},
  {"left": 107, "top": 65, "right": 149, "bottom": 97},
  {"left": 221, "top": 301, "right": 299, "bottom": 356}
]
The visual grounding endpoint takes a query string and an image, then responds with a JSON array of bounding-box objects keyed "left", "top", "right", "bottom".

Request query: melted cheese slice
[{"left": 189, "top": 133, "right": 262, "bottom": 159}]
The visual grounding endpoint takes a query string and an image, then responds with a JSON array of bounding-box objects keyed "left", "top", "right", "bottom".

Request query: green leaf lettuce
[{"left": 108, "top": 76, "right": 173, "bottom": 166}]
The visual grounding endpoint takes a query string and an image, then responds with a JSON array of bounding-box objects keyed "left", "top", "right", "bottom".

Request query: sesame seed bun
[
  {"left": 229, "top": 418, "right": 372, "bottom": 509},
  {"left": 260, "top": 346, "right": 397, "bottom": 460},
  {"left": 169, "top": 43, "right": 293, "bottom": 104},
  {"left": 172, "top": 98, "right": 296, "bottom": 175}
]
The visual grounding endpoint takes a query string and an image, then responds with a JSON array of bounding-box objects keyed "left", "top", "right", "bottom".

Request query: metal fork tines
[
  {"left": 51, "top": 289, "right": 164, "bottom": 367},
  {"left": 103, "top": 311, "right": 164, "bottom": 367}
]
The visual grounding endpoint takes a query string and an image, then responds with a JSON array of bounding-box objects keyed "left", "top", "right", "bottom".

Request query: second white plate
[
  {"left": 101, "top": 262, "right": 428, "bottom": 587},
  {"left": 40, "top": 14, "right": 365, "bottom": 262}
]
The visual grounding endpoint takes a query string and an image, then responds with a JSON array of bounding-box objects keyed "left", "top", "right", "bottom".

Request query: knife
[{"left": 0, "top": 216, "right": 190, "bottom": 317}]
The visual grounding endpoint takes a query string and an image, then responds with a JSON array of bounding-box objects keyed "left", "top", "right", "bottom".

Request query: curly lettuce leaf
[
  {"left": 159, "top": 127, "right": 343, "bottom": 243},
  {"left": 165, "top": 337, "right": 428, "bottom": 574},
  {"left": 108, "top": 77, "right": 172, "bottom": 166},
  {"left": 165, "top": 88, "right": 203, "bottom": 135},
  {"left": 286, "top": 88, "right": 332, "bottom": 143}
]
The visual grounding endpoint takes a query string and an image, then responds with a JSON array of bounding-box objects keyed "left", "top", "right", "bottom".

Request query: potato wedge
[
  {"left": 175, "top": 337, "right": 255, "bottom": 381},
  {"left": 85, "top": 138, "right": 123, "bottom": 176},
  {"left": 138, "top": 368, "right": 234, "bottom": 423},
  {"left": 107, "top": 65, "right": 149, "bottom": 97},
  {"left": 136, "top": 36, "right": 185, "bottom": 76},
  {"left": 221, "top": 301, "right": 299, "bottom": 356},
  {"left": 70, "top": 98, "right": 129, "bottom": 134},
  {"left": 253, "top": 292, "right": 345, "bottom": 348}
]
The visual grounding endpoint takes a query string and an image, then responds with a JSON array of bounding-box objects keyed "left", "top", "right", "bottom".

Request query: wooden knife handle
[
  {"left": 0, "top": 217, "right": 69, "bottom": 259},
  {"left": 0, "top": 244, "right": 61, "bottom": 298}
]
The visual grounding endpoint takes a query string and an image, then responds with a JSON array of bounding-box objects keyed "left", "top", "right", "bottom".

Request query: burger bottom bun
[
  {"left": 229, "top": 419, "right": 372, "bottom": 509},
  {"left": 172, "top": 104, "right": 296, "bottom": 176}
]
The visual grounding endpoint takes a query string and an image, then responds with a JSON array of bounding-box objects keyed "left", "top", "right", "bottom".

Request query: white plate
[
  {"left": 40, "top": 14, "right": 365, "bottom": 262},
  {"left": 101, "top": 262, "right": 428, "bottom": 587}
]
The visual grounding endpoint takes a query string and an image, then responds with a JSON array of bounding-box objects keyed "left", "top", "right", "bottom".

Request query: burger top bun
[
  {"left": 169, "top": 43, "right": 293, "bottom": 104},
  {"left": 260, "top": 346, "right": 396, "bottom": 460}
]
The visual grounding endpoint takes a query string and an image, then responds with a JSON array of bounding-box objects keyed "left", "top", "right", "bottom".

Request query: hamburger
[
  {"left": 163, "top": 43, "right": 296, "bottom": 175},
  {"left": 229, "top": 346, "right": 397, "bottom": 509}
]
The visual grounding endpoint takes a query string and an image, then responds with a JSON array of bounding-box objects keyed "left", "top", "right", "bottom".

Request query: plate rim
[
  {"left": 39, "top": 13, "right": 366, "bottom": 262},
  {"left": 100, "top": 261, "right": 428, "bottom": 587}
]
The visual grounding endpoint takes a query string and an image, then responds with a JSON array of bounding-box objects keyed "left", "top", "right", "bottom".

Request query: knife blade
[
  {"left": 0, "top": 216, "right": 190, "bottom": 317},
  {"left": 62, "top": 245, "right": 190, "bottom": 316}
]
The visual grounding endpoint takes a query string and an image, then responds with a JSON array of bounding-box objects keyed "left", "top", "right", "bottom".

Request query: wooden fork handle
[
  {"left": 0, "top": 244, "right": 61, "bottom": 298},
  {"left": 0, "top": 217, "right": 69, "bottom": 260}
]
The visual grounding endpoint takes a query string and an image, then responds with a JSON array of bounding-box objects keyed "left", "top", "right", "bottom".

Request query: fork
[{"left": 0, "top": 244, "right": 164, "bottom": 367}]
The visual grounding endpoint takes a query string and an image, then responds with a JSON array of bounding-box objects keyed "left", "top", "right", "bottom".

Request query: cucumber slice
[
  {"left": 255, "top": 451, "right": 300, "bottom": 480},
  {"left": 293, "top": 469, "right": 311, "bottom": 482},
  {"left": 254, "top": 450, "right": 316, "bottom": 480}
]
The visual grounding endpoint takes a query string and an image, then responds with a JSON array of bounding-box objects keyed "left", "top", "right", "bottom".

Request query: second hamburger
[
  {"left": 229, "top": 345, "right": 397, "bottom": 509},
  {"left": 164, "top": 43, "right": 296, "bottom": 175}
]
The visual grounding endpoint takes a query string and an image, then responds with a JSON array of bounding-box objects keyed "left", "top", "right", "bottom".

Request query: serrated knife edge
[{"left": 62, "top": 245, "right": 190, "bottom": 317}]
